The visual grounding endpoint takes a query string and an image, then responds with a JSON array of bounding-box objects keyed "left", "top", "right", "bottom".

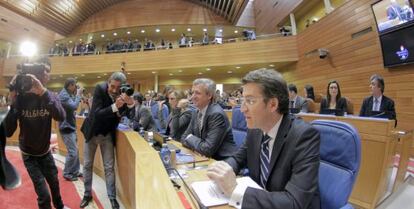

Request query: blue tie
[{"left": 260, "top": 134, "right": 271, "bottom": 188}]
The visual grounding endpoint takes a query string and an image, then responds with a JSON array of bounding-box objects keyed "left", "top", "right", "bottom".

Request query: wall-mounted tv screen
[
  {"left": 372, "top": 0, "right": 414, "bottom": 33},
  {"left": 380, "top": 24, "right": 414, "bottom": 67}
]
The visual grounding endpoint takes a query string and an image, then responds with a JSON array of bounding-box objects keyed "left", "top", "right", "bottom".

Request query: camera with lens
[
  {"left": 120, "top": 84, "right": 134, "bottom": 96},
  {"left": 9, "top": 63, "right": 50, "bottom": 94}
]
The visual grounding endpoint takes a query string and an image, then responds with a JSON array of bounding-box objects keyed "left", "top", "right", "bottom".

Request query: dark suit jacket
[
  {"left": 359, "top": 95, "right": 396, "bottom": 120},
  {"left": 81, "top": 82, "right": 130, "bottom": 143},
  {"left": 226, "top": 114, "right": 321, "bottom": 209},
  {"left": 161, "top": 108, "right": 192, "bottom": 140},
  {"left": 319, "top": 97, "right": 347, "bottom": 113},
  {"left": 129, "top": 104, "right": 156, "bottom": 131},
  {"left": 181, "top": 103, "right": 237, "bottom": 160}
]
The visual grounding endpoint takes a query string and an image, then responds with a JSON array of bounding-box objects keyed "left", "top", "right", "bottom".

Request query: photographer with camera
[
  {"left": 58, "top": 78, "right": 83, "bottom": 181},
  {"left": 79, "top": 72, "right": 134, "bottom": 209},
  {"left": 5, "top": 63, "right": 68, "bottom": 209}
]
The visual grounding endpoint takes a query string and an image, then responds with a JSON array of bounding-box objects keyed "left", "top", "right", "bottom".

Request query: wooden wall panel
[
  {"left": 71, "top": 0, "right": 231, "bottom": 35},
  {"left": 284, "top": 0, "right": 414, "bottom": 154},
  {"left": 0, "top": 5, "right": 63, "bottom": 53},
  {"left": 253, "top": 0, "right": 302, "bottom": 34}
]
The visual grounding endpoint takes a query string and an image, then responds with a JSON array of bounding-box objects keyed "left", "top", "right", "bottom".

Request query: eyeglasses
[{"left": 240, "top": 96, "right": 264, "bottom": 106}]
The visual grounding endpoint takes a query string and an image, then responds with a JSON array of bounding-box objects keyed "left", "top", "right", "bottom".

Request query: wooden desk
[
  {"left": 169, "top": 140, "right": 231, "bottom": 209},
  {"left": 297, "top": 113, "right": 412, "bottom": 209},
  {"left": 56, "top": 117, "right": 184, "bottom": 209}
]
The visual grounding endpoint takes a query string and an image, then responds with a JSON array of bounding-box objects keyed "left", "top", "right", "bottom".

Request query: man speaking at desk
[
  {"left": 181, "top": 78, "right": 237, "bottom": 160},
  {"left": 207, "top": 69, "right": 321, "bottom": 209}
]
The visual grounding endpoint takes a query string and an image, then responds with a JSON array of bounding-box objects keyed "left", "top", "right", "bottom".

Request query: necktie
[
  {"left": 374, "top": 98, "right": 379, "bottom": 111},
  {"left": 197, "top": 111, "right": 203, "bottom": 134},
  {"left": 260, "top": 134, "right": 271, "bottom": 188}
]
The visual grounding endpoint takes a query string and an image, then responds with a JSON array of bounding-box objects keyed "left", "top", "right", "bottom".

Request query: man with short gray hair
[
  {"left": 181, "top": 78, "right": 237, "bottom": 160},
  {"left": 80, "top": 72, "right": 134, "bottom": 209}
]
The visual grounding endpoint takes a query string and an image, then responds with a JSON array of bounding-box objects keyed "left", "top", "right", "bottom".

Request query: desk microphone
[{"left": 170, "top": 168, "right": 207, "bottom": 209}]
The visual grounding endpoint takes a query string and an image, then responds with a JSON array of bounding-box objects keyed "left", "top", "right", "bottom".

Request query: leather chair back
[{"left": 311, "top": 120, "right": 361, "bottom": 209}]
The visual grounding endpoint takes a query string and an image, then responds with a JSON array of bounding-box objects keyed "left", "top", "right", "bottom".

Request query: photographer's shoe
[{"left": 80, "top": 196, "right": 92, "bottom": 208}]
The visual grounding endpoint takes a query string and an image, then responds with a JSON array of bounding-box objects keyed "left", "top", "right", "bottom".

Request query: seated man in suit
[
  {"left": 359, "top": 74, "right": 396, "bottom": 122},
  {"left": 129, "top": 92, "right": 156, "bottom": 131},
  {"left": 288, "top": 83, "right": 308, "bottom": 113},
  {"left": 207, "top": 68, "right": 321, "bottom": 209},
  {"left": 181, "top": 78, "right": 237, "bottom": 160}
]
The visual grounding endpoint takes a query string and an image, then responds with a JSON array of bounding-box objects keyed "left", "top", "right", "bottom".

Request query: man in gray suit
[
  {"left": 288, "top": 84, "right": 308, "bottom": 113},
  {"left": 181, "top": 78, "right": 237, "bottom": 160},
  {"left": 207, "top": 69, "right": 320, "bottom": 209}
]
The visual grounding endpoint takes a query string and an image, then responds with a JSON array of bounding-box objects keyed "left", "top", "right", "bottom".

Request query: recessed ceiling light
[
  {"left": 59, "top": 75, "right": 63, "bottom": 77},
  {"left": 113, "top": 32, "right": 117, "bottom": 36},
  {"left": 155, "top": 29, "right": 160, "bottom": 33},
  {"left": 203, "top": 28, "right": 207, "bottom": 32},
  {"left": 79, "top": 39, "right": 82, "bottom": 41},
  {"left": 169, "top": 73, "right": 174, "bottom": 76},
  {"left": 187, "top": 28, "right": 191, "bottom": 32},
  {"left": 234, "top": 30, "right": 238, "bottom": 33},
  {"left": 219, "top": 29, "right": 223, "bottom": 33},
  {"left": 127, "top": 31, "right": 131, "bottom": 34},
  {"left": 74, "top": 76, "right": 78, "bottom": 79},
  {"left": 178, "top": 70, "right": 183, "bottom": 72},
  {"left": 141, "top": 30, "right": 145, "bottom": 33},
  {"left": 81, "top": 74, "right": 85, "bottom": 76},
  {"left": 236, "top": 66, "right": 240, "bottom": 69},
  {"left": 198, "top": 72, "right": 203, "bottom": 75},
  {"left": 97, "top": 76, "right": 101, "bottom": 78},
  {"left": 127, "top": 72, "right": 131, "bottom": 75},
  {"left": 69, "top": 40, "right": 72, "bottom": 43},
  {"left": 206, "top": 68, "right": 211, "bottom": 71},
  {"left": 171, "top": 28, "right": 176, "bottom": 32},
  {"left": 103, "top": 73, "right": 107, "bottom": 76},
  {"left": 89, "top": 36, "right": 93, "bottom": 40},
  {"left": 227, "top": 71, "right": 233, "bottom": 73},
  {"left": 101, "top": 34, "right": 105, "bottom": 38},
  {"left": 269, "top": 64, "right": 275, "bottom": 67},
  {"left": 152, "top": 71, "right": 156, "bottom": 74}
]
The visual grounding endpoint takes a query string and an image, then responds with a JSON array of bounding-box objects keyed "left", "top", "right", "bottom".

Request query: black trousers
[{"left": 22, "top": 151, "right": 64, "bottom": 209}]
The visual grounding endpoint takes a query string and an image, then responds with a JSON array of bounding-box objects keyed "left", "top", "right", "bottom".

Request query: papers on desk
[
  {"left": 176, "top": 153, "right": 195, "bottom": 164},
  {"left": 191, "top": 176, "right": 262, "bottom": 207}
]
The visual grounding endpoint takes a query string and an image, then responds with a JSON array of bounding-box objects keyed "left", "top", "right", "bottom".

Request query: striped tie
[{"left": 260, "top": 134, "right": 271, "bottom": 188}]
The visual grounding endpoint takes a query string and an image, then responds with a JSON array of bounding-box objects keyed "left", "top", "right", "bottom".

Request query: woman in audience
[
  {"left": 320, "top": 80, "right": 347, "bottom": 113},
  {"left": 159, "top": 90, "right": 192, "bottom": 140},
  {"left": 304, "top": 84, "right": 315, "bottom": 101}
]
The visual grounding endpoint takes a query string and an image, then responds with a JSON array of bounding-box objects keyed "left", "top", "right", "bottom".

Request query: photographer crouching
[
  {"left": 5, "top": 62, "right": 69, "bottom": 209},
  {"left": 79, "top": 72, "right": 134, "bottom": 209}
]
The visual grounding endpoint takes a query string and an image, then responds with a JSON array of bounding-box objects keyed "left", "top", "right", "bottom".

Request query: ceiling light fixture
[
  {"left": 141, "top": 30, "right": 145, "bottom": 33},
  {"left": 101, "top": 34, "right": 105, "bottom": 38},
  {"left": 187, "top": 28, "right": 192, "bottom": 32},
  {"left": 127, "top": 31, "right": 131, "bottom": 34},
  {"left": 155, "top": 29, "right": 160, "bottom": 33},
  {"left": 113, "top": 32, "right": 117, "bottom": 36},
  {"left": 171, "top": 28, "right": 176, "bottom": 32}
]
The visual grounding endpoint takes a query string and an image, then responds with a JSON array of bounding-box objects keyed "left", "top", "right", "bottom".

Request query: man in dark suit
[
  {"left": 359, "top": 74, "right": 396, "bottom": 123},
  {"left": 207, "top": 69, "right": 321, "bottom": 209},
  {"left": 181, "top": 78, "right": 237, "bottom": 160},
  {"left": 80, "top": 72, "right": 134, "bottom": 209},
  {"left": 129, "top": 92, "right": 156, "bottom": 131},
  {"left": 288, "top": 83, "right": 308, "bottom": 112}
]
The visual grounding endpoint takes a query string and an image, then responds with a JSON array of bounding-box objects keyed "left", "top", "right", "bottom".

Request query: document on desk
[{"left": 191, "top": 176, "right": 262, "bottom": 207}]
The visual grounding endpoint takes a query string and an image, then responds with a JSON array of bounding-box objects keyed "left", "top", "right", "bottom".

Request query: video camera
[
  {"left": 9, "top": 63, "right": 50, "bottom": 94},
  {"left": 120, "top": 84, "right": 134, "bottom": 96}
]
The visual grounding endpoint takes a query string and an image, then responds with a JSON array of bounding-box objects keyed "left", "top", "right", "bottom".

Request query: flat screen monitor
[
  {"left": 379, "top": 24, "right": 414, "bottom": 67},
  {"left": 372, "top": 0, "right": 414, "bottom": 33}
]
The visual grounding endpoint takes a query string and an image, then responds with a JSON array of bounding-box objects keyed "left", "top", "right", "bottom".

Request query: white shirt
[{"left": 229, "top": 115, "right": 284, "bottom": 208}]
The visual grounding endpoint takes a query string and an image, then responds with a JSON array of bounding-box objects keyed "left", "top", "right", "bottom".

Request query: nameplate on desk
[{"left": 191, "top": 176, "right": 262, "bottom": 207}]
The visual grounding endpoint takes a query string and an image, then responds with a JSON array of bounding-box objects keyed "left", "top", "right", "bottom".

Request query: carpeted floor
[{"left": 0, "top": 149, "right": 103, "bottom": 209}]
